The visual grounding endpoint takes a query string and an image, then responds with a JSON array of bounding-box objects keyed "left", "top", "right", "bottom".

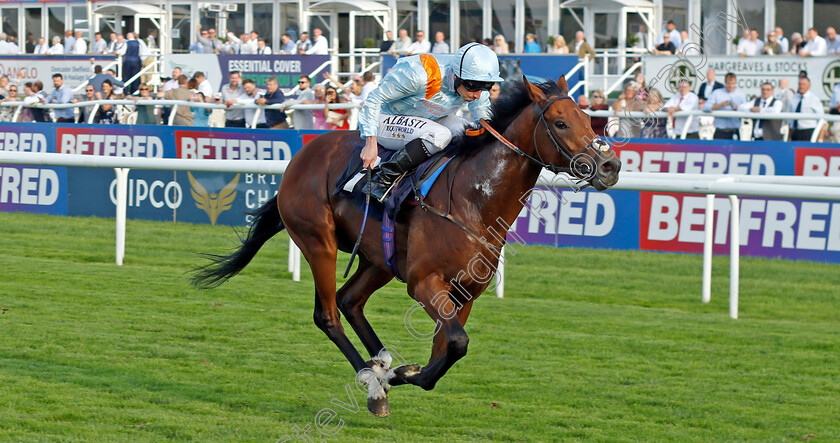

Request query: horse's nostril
[{"left": 600, "top": 162, "right": 615, "bottom": 174}]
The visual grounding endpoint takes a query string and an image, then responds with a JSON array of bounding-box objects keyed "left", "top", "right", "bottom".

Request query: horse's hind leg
[{"left": 287, "top": 227, "right": 390, "bottom": 415}]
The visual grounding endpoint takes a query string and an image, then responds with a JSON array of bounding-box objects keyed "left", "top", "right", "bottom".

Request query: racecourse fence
[{"left": 3, "top": 151, "right": 840, "bottom": 319}]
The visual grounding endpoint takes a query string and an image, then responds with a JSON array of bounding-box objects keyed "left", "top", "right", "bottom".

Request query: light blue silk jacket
[{"left": 358, "top": 54, "right": 492, "bottom": 138}]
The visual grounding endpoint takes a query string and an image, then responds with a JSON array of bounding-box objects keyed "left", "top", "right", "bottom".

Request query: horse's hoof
[
  {"left": 393, "top": 363, "right": 421, "bottom": 382},
  {"left": 367, "top": 396, "right": 391, "bottom": 417}
]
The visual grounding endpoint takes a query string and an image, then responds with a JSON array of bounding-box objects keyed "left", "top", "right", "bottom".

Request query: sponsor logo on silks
[
  {"left": 822, "top": 60, "right": 840, "bottom": 97},
  {"left": 188, "top": 172, "right": 239, "bottom": 225}
]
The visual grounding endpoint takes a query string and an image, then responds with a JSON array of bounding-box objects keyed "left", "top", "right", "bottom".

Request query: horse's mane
[{"left": 451, "top": 78, "right": 560, "bottom": 155}]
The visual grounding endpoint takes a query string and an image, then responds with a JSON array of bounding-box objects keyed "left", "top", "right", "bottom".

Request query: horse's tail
[{"left": 190, "top": 194, "right": 285, "bottom": 289}]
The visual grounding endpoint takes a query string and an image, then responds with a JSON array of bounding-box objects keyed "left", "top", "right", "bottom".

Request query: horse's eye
[{"left": 554, "top": 120, "right": 567, "bottom": 130}]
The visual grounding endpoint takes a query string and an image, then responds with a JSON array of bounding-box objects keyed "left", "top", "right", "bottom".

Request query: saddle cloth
[
  {"left": 334, "top": 142, "right": 456, "bottom": 221},
  {"left": 334, "top": 142, "right": 457, "bottom": 282}
]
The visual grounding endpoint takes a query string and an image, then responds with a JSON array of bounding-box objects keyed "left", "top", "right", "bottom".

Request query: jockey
[{"left": 359, "top": 42, "right": 504, "bottom": 201}]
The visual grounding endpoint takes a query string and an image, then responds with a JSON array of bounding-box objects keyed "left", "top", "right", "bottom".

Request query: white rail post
[
  {"left": 495, "top": 244, "right": 505, "bottom": 298},
  {"left": 288, "top": 237, "right": 295, "bottom": 272},
  {"left": 114, "top": 168, "right": 130, "bottom": 266},
  {"left": 293, "top": 241, "right": 301, "bottom": 282},
  {"left": 728, "top": 195, "right": 740, "bottom": 319},
  {"left": 702, "top": 194, "right": 715, "bottom": 303}
]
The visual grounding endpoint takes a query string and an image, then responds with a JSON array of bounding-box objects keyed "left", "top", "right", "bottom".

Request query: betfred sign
[
  {"left": 795, "top": 147, "right": 840, "bottom": 176},
  {"left": 640, "top": 193, "right": 840, "bottom": 260}
]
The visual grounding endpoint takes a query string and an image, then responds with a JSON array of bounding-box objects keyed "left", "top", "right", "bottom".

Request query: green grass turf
[{"left": 1, "top": 211, "right": 838, "bottom": 442}]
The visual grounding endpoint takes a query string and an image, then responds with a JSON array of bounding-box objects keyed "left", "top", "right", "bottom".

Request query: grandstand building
[{"left": 0, "top": 0, "right": 835, "bottom": 56}]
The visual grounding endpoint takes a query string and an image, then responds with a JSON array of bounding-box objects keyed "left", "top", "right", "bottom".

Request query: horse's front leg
[{"left": 389, "top": 276, "right": 474, "bottom": 391}]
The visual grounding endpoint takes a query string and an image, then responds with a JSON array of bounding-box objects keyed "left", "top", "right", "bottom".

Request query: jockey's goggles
[{"left": 461, "top": 79, "right": 495, "bottom": 92}]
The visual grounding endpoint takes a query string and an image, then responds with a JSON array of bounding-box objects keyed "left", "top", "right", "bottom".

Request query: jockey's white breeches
[{"left": 376, "top": 114, "right": 469, "bottom": 154}]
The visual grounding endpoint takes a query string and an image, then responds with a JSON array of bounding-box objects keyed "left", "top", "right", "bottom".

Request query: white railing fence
[{"left": 3, "top": 151, "right": 840, "bottom": 318}]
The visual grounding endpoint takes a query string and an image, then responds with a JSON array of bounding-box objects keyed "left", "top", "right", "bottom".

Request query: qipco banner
[
  {"left": 0, "top": 122, "right": 327, "bottom": 226},
  {"left": 509, "top": 138, "right": 840, "bottom": 263},
  {"left": 643, "top": 55, "right": 840, "bottom": 101}
]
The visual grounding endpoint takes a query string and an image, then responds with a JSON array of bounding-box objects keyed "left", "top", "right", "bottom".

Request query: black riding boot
[{"left": 364, "top": 138, "right": 435, "bottom": 202}]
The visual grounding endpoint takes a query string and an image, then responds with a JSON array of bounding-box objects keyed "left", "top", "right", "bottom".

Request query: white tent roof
[
  {"left": 560, "top": 0, "right": 655, "bottom": 8},
  {"left": 308, "top": 0, "right": 391, "bottom": 13}
]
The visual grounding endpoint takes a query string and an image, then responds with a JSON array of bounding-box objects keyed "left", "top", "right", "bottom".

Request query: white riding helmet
[{"left": 449, "top": 43, "right": 504, "bottom": 83}]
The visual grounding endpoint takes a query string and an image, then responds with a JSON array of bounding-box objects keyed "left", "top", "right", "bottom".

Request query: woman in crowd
[
  {"left": 551, "top": 35, "right": 569, "bottom": 54},
  {"left": 311, "top": 84, "right": 329, "bottom": 130},
  {"left": 588, "top": 89, "right": 610, "bottom": 137},
  {"left": 0, "top": 84, "right": 18, "bottom": 122},
  {"left": 324, "top": 85, "right": 349, "bottom": 130},
  {"left": 642, "top": 88, "right": 667, "bottom": 138},
  {"left": 191, "top": 92, "right": 211, "bottom": 127},
  {"left": 493, "top": 35, "right": 509, "bottom": 54},
  {"left": 95, "top": 80, "right": 118, "bottom": 124}
]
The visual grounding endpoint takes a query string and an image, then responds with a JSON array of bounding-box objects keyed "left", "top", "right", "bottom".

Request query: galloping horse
[{"left": 192, "top": 76, "right": 621, "bottom": 416}]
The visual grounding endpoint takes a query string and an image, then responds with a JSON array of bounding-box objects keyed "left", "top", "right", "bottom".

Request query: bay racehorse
[{"left": 191, "top": 76, "right": 621, "bottom": 416}]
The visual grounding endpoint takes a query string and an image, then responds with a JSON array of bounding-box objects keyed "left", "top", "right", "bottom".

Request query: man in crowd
[
  {"left": 702, "top": 72, "right": 746, "bottom": 140},
  {"left": 663, "top": 80, "right": 700, "bottom": 138},
  {"left": 789, "top": 77, "right": 824, "bottom": 141},
  {"left": 280, "top": 33, "right": 296, "bottom": 54},
  {"left": 25, "top": 81, "right": 49, "bottom": 122},
  {"left": 697, "top": 69, "right": 723, "bottom": 105},
  {"left": 25, "top": 33, "right": 35, "bottom": 53},
  {"left": 194, "top": 71, "right": 213, "bottom": 99},
  {"left": 72, "top": 30, "right": 87, "bottom": 54},
  {"left": 655, "top": 21, "right": 681, "bottom": 48},
  {"left": 306, "top": 28, "right": 329, "bottom": 55},
  {"left": 257, "top": 76, "right": 288, "bottom": 129},
  {"left": 76, "top": 85, "right": 97, "bottom": 123},
  {"left": 432, "top": 31, "right": 449, "bottom": 54},
  {"left": 379, "top": 30, "right": 394, "bottom": 53},
  {"left": 110, "top": 34, "right": 126, "bottom": 55},
  {"left": 296, "top": 31, "right": 311, "bottom": 54},
  {"left": 776, "top": 27, "right": 789, "bottom": 53},
  {"left": 44, "top": 73, "right": 75, "bottom": 123},
  {"left": 88, "top": 65, "right": 124, "bottom": 94},
  {"left": 47, "top": 36, "right": 64, "bottom": 55},
  {"left": 164, "top": 67, "right": 182, "bottom": 92},
  {"left": 33, "top": 37, "right": 48, "bottom": 55},
  {"left": 389, "top": 29, "right": 412, "bottom": 55},
  {"left": 742, "top": 82, "right": 783, "bottom": 141},
  {"left": 405, "top": 30, "right": 430, "bottom": 55},
  {"left": 737, "top": 29, "right": 763, "bottom": 56},
  {"left": 197, "top": 25, "right": 222, "bottom": 54},
  {"left": 568, "top": 30, "right": 596, "bottom": 59},
  {"left": 257, "top": 38, "right": 272, "bottom": 54},
  {"left": 653, "top": 32, "right": 676, "bottom": 55},
  {"left": 91, "top": 32, "right": 107, "bottom": 54},
  {"left": 221, "top": 71, "right": 246, "bottom": 127},
  {"left": 160, "top": 75, "right": 194, "bottom": 126},
  {"left": 291, "top": 75, "right": 315, "bottom": 129},
  {"left": 63, "top": 30, "right": 75, "bottom": 53},
  {"left": 826, "top": 27, "right": 840, "bottom": 55},
  {"left": 237, "top": 78, "right": 267, "bottom": 128},
  {"left": 799, "top": 28, "right": 827, "bottom": 56},
  {"left": 360, "top": 71, "right": 376, "bottom": 102}
]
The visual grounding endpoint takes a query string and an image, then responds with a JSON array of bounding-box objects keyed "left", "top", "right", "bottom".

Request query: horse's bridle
[{"left": 480, "top": 94, "right": 611, "bottom": 187}]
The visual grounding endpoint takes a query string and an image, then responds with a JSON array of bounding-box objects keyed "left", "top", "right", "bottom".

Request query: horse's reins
[{"left": 479, "top": 94, "right": 608, "bottom": 189}]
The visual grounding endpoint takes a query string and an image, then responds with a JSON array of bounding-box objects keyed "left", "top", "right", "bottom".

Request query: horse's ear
[
  {"left": 556, "top": 76, "right": 570, "bottom": 96},
  {"left": 524, "top": 76, "right": 547, "bottom": 103}
]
